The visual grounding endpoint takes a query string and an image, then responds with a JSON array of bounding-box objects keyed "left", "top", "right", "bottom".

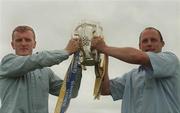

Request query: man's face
[
  {"left": 139, "top": 29, "right": 164, "bottom": 53},
  {"left": 11, "top": 30, "right": 36, "bottom": 56}
]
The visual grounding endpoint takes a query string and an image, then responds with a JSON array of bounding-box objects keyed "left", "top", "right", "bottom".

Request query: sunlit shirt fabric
[
  {"left": 0, "top": 50, "right": 82, "bottom": 113},
  {"left": 110, "top": 52, "right": 180, "bottom": 113}
]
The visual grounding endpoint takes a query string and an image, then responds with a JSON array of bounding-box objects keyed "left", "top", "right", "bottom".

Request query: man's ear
[
  {"left": 33, "top": 41, "right": 36, "bottom": 48},
  {"left": 11, "top": 41, "right": 15, "bottom": 49},
  {"left": 162, "top": 41, "right": 165, "bottom": 47},
  {"left": 139, "top": 43, "right": 142, "bottom": 50}
]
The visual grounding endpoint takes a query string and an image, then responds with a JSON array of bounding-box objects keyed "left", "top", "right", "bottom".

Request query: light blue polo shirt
[
  {"left": 110, "top": 52, "right": 180, "bottom": 113},
  {"left": 0, "top": 50, "right": 82, "bottom": 113}
]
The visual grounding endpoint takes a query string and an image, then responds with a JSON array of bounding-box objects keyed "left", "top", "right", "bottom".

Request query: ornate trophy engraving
[
  {"left": 73, "top": 21, "right": 106, "bottom": 99},
  {"left": 73, "top": 21, "right": 103, "bottom": 68}
]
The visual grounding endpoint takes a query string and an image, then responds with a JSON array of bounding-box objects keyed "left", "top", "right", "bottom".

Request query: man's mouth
[
  {"left": 146, "top": 49, "right": 155, "bottom": 52},
  {"left": 20, "top": 48, "right": 29, "bottom": 51}
]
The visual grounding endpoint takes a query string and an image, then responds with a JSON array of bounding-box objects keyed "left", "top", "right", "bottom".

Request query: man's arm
[
  {"left": 91, "top": 36, "right": 150, "bottom": 66},
  {"left": 0, "top": 50, "right": 69, "bottom": 78},
  {"left": 91, "top": 37, "right": 150, "bottom": 95},
  {"left": 0, "top": 38, "right": 80, "bottom": 78},
  {"left": 102, "top": 46, "right": 150, "bottom": 66},
  {"left": 101, "top": 74, "right": 111, "bottom": 95}
]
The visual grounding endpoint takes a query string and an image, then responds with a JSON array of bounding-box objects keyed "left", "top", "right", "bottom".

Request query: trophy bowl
[
  {"left": 73, "top": 21, "right": 103, "bottom": 67},
  {"left": 73, "top": 21, "right": 106, "bottom": 99}
]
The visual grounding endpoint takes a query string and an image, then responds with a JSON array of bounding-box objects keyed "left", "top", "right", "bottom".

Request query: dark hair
[
  {"left": 12, "top": 25, "right": 36, "bottom": 39},
  {"left": 139, "top": 27, "right": 164, "bottom": 43}
]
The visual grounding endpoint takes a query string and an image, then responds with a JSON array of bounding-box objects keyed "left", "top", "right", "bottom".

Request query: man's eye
[
  {"left": 142, "top": 39, "right": 148, "bottom": 43},
  {"left": 151, "top": 39, "right": 157, "bottom": 42},
  {"left": 15, "top": 39, "right": 22, "bottom": 42},
  {"left": 25, "top": 39, "right": 31, "bottom": 42}
]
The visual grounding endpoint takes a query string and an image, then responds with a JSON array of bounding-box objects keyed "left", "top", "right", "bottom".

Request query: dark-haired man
[{"left": 91, "top": 27, "right": 180, "bottom": 113}]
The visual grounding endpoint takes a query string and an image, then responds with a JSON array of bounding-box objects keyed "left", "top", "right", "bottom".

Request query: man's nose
[
  {"left": 147, "top": 40, "right": 152, "bottom": 46},
  {"left": 21, "top": 39, "right": 27, "bottom": 45}
]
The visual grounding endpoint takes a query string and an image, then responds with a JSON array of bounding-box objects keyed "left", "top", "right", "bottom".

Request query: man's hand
[
  {"left": 65, "top": 38, "right": 80, "bottom": 55},
  {"left": 91, "top": 36, "right": 107, "bottom": 53}
]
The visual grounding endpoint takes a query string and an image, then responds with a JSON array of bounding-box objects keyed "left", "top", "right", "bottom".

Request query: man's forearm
[
  {"left": 0, "top": 50, "right": 69, "bottom": 78},
  {"left": 101, "top": 73, "right": 111, "bottom": 95},
  {"left": 102, "top": 46, "right": 150, "bottom": 65}
]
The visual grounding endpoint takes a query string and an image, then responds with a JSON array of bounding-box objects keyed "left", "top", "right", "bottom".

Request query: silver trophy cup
[{"left": 73, "top": 21, "right": 103, "bottom": 69}]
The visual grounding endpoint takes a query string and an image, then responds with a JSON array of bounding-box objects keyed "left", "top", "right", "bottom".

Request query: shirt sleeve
[
  {"left": 110, "top": 73, "right": 128, "bottom": 101},
  {"left": 0, "top": 50, "right": 69, "bottom": 78},
  {"left": 49, "top": 64, "right": 82, "bottom": 98},
  {"left": 146, "top": 51, "right": 179, "bottom": 78},
  {"left": 48, "top": 69, "right": 63, "bottom": 96}
]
